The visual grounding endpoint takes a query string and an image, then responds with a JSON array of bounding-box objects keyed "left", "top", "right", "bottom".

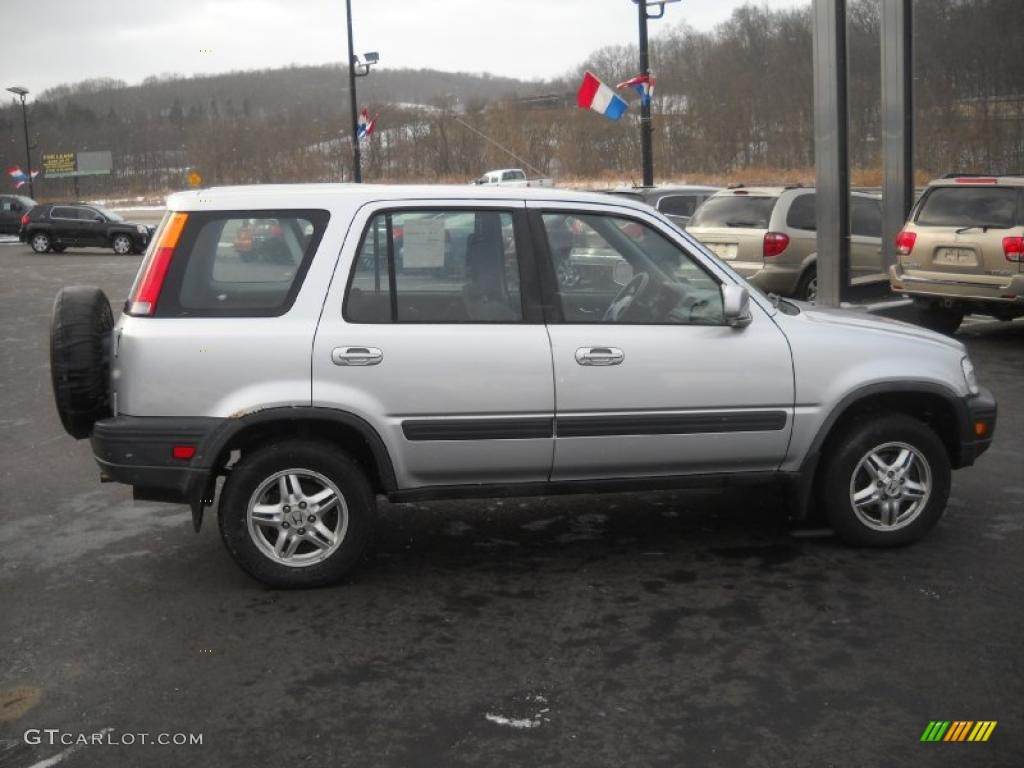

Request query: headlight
[
  {"left": 961, "top": 356, "right": 979, "bottom": 395},
  {"left": 137, "top": 224, "right": 148, "bottom": 234}
]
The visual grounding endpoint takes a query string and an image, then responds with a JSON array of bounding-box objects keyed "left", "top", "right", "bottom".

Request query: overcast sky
[{"left": 7, "top": 0, "right": 807, "bottom": 96}]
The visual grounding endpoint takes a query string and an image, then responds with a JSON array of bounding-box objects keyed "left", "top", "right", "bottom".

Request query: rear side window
[
  {"left": 916, "top": 187, "right": 1019, "bottom": 229},
  {"left": 658, "top": 195, "right": 698, "bottom": 217},
  {"left": 156, "top": 210, "right": 328, "bottom": 317},
  {"left": 785, "top": 193, "right": 817, "bottom": 231},
  {"left": 502, "top": 170, "right": 526, "bottom": 181},
  {"left": 50, "top": 206, "right": 77, "bottom": 219},
  {"left": 851, "top": 197, "right": 882, "bottom": 238},
  {"left": 345, "top": 209, "right": 523, "bottom": 323},
  {"left": 688, "top": 196, "right": 777, "bottom": 229}
]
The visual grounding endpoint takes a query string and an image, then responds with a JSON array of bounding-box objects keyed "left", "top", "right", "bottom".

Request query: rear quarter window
[
  {"left": 688, "top": 196, "right": 777, "bottom": 229},
  {"left": 156, "top": 210, "right": 329, "bottom": 317},
  {"left": 785, "top": 193, "right": 817, "bottom": 231},
  {"left": 916, "top": 187, "right": 1019, "bottom": 229}
]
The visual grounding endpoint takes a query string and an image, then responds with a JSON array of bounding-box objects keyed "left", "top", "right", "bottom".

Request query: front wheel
[
  {"left": 30, "top": 232, "right": 52, "bottom": 253},
  {"left": 819, "top": 413, "right": 950, "bottom": 547},
  {"left": 218, "top": 440, "right": 375, "bottom": 587},
  {"left": 111, "top": 234, "right": 134, "bottom": 255}
]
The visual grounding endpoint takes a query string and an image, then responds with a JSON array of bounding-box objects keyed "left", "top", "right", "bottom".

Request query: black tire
[
  {"left": 30, "top": 231, "right": 51, "bottom": 253},
  {"left": 796, "top": 267, "right": 817, "bottom": 302},
  {"left": 915, "top": 304, "right": 964, "bottom": 335},
  {"left": 819, "top": 413, "right": 950, "bottom": 547},
  {"left": 49, "top": 286, "right": 113, "bottom": 439},
  {"left": 218, "top": 440, "right": 375, "bottom": 588},
  {"left": 111, "top": 234, "right": 134, "bottom": 255}
]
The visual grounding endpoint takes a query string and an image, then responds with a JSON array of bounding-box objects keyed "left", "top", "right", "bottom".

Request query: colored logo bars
[{"left": 921, "top": 721, "right": 997, "bottom": 742}]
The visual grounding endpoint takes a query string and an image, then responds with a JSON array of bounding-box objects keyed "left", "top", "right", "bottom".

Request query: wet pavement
[{"left": 0, "top": 242, "right": 1021, "bottom": 767}]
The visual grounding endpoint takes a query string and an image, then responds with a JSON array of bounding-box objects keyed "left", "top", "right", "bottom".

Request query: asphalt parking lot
[{"left": 0, "top": 240, "right": 1021, "bottom": 767}]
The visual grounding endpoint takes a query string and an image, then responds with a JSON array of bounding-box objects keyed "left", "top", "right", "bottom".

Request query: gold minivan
[
  {"left": 889, "top": 175, "right": 1024, "bottom": 334},
  {"left": 687, "top": 186, "right": 886, "bottom": 301}
]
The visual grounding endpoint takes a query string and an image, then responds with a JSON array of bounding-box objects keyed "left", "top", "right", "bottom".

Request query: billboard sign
[{"left": 42, "top": 151, "right": 113, "bottom": 178}]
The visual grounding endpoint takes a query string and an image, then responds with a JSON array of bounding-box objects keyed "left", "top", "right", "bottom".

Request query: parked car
[
  {"left": 0, "top": 194, "right": 36, "bottom": 235},
  {"left": 606, "top": 185, "right": 720, "bottom": 227},
  {"left": 473, "top": 168, "right": 553, "bottom": 187},
  {"left": 49, "top": 184, "right": 995, "bottom": 587},
  {"left": 19, "top": 203, "right": 154, "bottom": 255},
  {"left": 889, "top": 174, "right": 1024, "bottom": 334},
  {"left": 686, "top": 186, "right": 886, "bottom": 301}
]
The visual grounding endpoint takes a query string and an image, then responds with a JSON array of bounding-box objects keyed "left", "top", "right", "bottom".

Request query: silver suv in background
[
  {"left": 49, "top": 185, "right": 996, "bottom": 587},
  {"left": 686, "top": 186, "right": 886, "bottom": 301}
]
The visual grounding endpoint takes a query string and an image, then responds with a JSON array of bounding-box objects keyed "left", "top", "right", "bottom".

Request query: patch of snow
[{"left": 485, "top": 713, "right": 541, "bottom": 729}]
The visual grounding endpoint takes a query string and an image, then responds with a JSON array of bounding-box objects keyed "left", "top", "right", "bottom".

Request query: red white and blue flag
[
  {"left": 7, "top": 165, "right": 38, "bottom": 190},
  {"left": 617, "top": 73, "right": 655, "bottom": 106},
  {"left": 357, "top": 108, "right": 376, "bottom": 141},
  {"left": 577, "top": 71, "right": 628, "bottom": 121}
]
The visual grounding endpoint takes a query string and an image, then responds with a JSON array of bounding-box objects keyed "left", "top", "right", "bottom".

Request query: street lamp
[
  {"left": 6, "top": 85, "right": 34, "bottom": 198},
  {"left": 345, "top": 0, "right": 379, "bottom": 183},
  {"left": 632, "top": 0, "right": 681, "bottom": 187}
]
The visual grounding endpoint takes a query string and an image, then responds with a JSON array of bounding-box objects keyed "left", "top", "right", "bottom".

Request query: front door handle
[
  {"left": 332, "top": 346, "right": 383, "bottom": 366},
  {"left": 575, "top": 346, "right": 624, "bottom": 366}
]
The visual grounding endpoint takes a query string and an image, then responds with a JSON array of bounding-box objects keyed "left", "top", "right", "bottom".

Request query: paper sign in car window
[{"left": 401, "top": 219, "right": 446, "bottom": 268}]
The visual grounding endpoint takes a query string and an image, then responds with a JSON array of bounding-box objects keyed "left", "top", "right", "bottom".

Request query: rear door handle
[
  {"left": 575, "top": 346, "right": 624, "bottom": 366},
  {"left": 332, "top": 346, "right": 383, "bottom": 366}
]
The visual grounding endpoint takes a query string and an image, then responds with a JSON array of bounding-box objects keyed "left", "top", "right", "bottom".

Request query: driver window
[{"left": 540, "top": 212, "right": 724, "bottom": 325}]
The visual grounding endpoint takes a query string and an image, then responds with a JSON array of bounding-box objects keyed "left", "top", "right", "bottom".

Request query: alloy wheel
[{"left": 849, "top": 441, "right": 932, "bottom": 531}]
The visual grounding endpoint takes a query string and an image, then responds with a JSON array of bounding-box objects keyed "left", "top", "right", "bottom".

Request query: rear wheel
[
  {"left": 796, "top": 267, "right": 817, "bottom": 302},
  {"left": 111, "top": 234, "right": 133, "bottom": 255},
  {"left": 218, "top": 440, "right": 375, "bottom": 588},
  {"left": 915, "top": 302, "right": 963, "bottom": 335},
  {"left": 30, "top": 232, "right": 51, "bottom": 253},
  {"left": 819, "top": 413, "right": 950, "bottom": 547}
]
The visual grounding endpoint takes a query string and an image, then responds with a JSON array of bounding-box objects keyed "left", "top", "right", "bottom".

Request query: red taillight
[
  {"left": 895, "top": 230, "right": 917, "bottom": 256},
  {"left": 763, "top": 232, "right": 789, "bottom": 258},
  {"left": 20, "top": 214, "right": 29, "bottom": 226},
  {"left": 172, "top": 445, "right": 196, "bottom": 460},
  {"left": 1003, "top": 236, "right": 1024, "bottom": 262},
  {"left": 127, "top": 212, "right": 188, "bottom": 316}
]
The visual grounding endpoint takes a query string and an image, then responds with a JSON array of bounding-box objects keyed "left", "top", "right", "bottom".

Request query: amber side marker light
[
  {"left": 974, "top": 422, "right": 990, "bottom": 438},
  {"left": 128, "top": 212, "right": 188, "bottom": 316}
]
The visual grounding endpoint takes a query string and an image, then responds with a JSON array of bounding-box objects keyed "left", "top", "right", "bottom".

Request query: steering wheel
[{"left": 603, "top": 272, "right": 650, "bottom": 322}]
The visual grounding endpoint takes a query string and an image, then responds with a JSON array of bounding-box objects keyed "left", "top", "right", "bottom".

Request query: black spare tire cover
[{"left": 50, "top": 286, "right": 113, "bottom": 439}]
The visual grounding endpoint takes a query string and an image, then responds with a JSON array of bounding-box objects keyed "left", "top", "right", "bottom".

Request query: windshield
[
  {"left": 916, "top": 187, "right": 1018, "bottom": 229},
  {"left": 93, "top": 205, "right": 124, "bottom": 222},
  {"left": 688, "top": 196, "right": 778, "bottom": 229}
]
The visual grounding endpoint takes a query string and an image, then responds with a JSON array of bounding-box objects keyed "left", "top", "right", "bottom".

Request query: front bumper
[{"left": 957, "top": 387, "right": 997, "bottom": 467}]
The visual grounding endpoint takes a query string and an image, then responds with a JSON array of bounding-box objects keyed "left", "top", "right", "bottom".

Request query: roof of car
[
  {"left": 166, "top": 184, "right": 654, "bottom": 213},
  {"left": 610, "top": 185, "right": 720, "bottom": 195},
  {"left": 929, "top": 175, "right": 1024, "bottom": 188},
  {"left": 706, "top": 186, "right": 880, "bottom": 199}
]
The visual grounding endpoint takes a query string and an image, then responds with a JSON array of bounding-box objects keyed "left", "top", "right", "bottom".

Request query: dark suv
[
  {"left": 0, "top": 194, "right": 36, "bottom": 235},
  {"left": 19, "top": 203, "right": 153, "bottom": 255}
]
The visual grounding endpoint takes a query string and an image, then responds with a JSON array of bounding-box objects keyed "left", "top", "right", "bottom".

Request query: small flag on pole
[
  {"left": 7, "top": 165, "right": 39, "bottom": 190},
  {"left": 617, "top": 73, "right": 655, "bottom": 106},
  {"left": 577, "top": 71, "right": 628, "bottom": 121},
  {"left": 357, "top": 108, "right": 376, "bottom": 140}
]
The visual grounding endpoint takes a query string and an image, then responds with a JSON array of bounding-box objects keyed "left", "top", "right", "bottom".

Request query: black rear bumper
[{"left": 91, "top": 416, "right": 223, "bottom": 515}]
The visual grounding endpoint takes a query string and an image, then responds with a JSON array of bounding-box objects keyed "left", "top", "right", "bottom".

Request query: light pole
[
  {"left": 633, "top": 0, "right": 680, "bottom": 187},
  {"left": 6, "top": 86, "right": 34, "bottom": 198},
  {"left": 345, "top": 0, "right": 379, "bottom": 183}
]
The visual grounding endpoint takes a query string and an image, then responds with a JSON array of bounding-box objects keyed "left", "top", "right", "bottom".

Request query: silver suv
[
  {"left": 49, "top": 185, "right": 996, "bottom": 587},
  {"left": 687, "top": 186, "right": 886, "bottom": 301}
]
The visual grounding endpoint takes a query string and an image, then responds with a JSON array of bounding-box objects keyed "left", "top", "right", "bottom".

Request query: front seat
[{"left": 462, "top": 215, "right": 517, "bottom": 321}]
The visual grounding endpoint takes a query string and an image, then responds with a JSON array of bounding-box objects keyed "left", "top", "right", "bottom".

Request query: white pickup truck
[{"left": 473, "top": 168, "right": 553, "bottom": 187}]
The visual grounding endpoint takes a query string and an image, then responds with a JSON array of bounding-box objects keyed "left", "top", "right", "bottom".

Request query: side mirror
[
  {"left": 95, "top": 215, "right": 104, "bottom": 223},
  {"left": 722, "top": 284, "right": 752, "bottom": 328}
]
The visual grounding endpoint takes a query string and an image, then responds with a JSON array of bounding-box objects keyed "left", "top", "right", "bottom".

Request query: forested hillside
[{"left": 2, "top": 0, "right": 1021, "bottom": 198}]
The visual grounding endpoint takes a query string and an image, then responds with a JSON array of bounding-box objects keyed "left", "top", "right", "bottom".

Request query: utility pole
[
  {"left": 345, "top": 0, "right": 362, "bottom": 183},
  {"left": 637, "top": 1, "right": 654, "bottom": 187},
  {"left": 7, "top": 86, "right": 34, "bottom": 198}
]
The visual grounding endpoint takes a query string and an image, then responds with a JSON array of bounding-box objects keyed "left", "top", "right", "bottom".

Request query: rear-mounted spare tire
[{"left": 50, "top": 286, "right": 113, "bottom": 439}]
